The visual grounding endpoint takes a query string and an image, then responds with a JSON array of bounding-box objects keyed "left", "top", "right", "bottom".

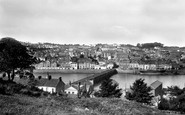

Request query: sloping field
[{"left": 0, "top": 94, "right": 170, "bottom": 115}]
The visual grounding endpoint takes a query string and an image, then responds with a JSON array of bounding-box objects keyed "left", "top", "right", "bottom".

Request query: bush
[
  {"left": 11, "top": 84, "right": 26, "bottom": 93},
  {"left": 20, "top": 89, "right": 41, "bottom": 97},
  {"left": 0, "top": 84, "right": 6, "bottom": 95},
  {"left": 158, "top": 98, "right": 169, "bottom": 110},
  {"left": 42, "top": 91, "right": 49, "bottom": 96},
  {"left": 31, "top": 91, "right": 41, "bottom": 97},
  {"left": 81, "top": 99, "right": 101, "bottom": 110}
]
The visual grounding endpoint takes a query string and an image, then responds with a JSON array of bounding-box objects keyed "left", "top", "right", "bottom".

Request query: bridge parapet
[{"left": 72, "top": 69, "right": 118, "bottom": 86}]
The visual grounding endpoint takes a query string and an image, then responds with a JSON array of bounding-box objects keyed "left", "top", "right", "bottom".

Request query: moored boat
[{"left": 139, "top": 69, "right": 166, "bottom": 75}]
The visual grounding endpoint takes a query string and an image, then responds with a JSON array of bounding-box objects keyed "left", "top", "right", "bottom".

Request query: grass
[{"left": 0, "top": 94, "right": 171, "bottom": 115}]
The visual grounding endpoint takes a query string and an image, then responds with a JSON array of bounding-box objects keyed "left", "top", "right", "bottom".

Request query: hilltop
[{"left": 0, "top": 94, "right": 171, "bottom": 115}]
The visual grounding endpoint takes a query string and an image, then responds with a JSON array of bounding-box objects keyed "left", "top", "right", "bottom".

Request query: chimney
[
  {"left": 59, "top": 77, "right": 62, "bottom": 81},
  {"left": 48, "top": 75, "right": 52, "bottom": 80},
  {"left": 78, "top": 82, "right": 81, "bottom": 89},
  {"left": 38, "top": 76, "right": 42, "bottom": 80}
]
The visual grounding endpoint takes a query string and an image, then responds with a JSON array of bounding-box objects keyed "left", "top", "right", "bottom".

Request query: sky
[{"left": 0, "top": 0, "right": 185, "bottom": 46}]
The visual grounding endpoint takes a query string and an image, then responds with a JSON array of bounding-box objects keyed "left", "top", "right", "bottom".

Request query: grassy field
[{"left": 0, "top": 94, "right": 172, "bottom": 115}]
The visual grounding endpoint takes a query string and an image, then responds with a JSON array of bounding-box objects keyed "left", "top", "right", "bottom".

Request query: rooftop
[{"left": 150, "top": 80, "right": 162, "bottom": 89}]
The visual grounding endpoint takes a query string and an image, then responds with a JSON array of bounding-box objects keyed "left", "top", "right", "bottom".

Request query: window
[
  {"left": 68, "top": 92, "right": 70, "bottom": 94},
  {"left": 72, "top": 92, "right": 74, "bottom": 94}
]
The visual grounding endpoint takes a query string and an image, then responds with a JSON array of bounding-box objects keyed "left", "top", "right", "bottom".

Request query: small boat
[{"left": 139, "top": 69, "right": 166, "bottom": 75}]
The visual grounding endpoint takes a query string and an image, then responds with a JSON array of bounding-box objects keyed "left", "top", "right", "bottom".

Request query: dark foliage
[
  {"left": 71, "top": 56, "right": 78, "bottom": 62},
  {"left": 94, "top": 78, "right": 122, "bottom": 98},
  {"left": 0, "top": 78, "right": 43, "bottom": 97},
  {"left": 0, "top": 37, "right": 37, "bottom": 81},
  {"left": 159, "top": 86, "right": 185, "bottom": 113},
  {"left": 166, "top": 86, "right": 184, "bottom": 96},
  {"left": 158, "top": 98, "right": 169, "bottom": 110},
  {"left": 137, "top": 42, "right": 164, "bottom": 49},
  {"left": 126, "top": 78, "right": 153, "bottom": 104},
  {"left": 112, "top": 62, "right": 119, "bottom": 68}
]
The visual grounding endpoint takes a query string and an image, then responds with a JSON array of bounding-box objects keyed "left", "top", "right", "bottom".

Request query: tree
[
  {"left": 126, "top": 78, "right": 153, "bottom": 104},
  {"left": 139, "top": 42, "right": 164, "bottom": 49},
  {"left": 167, "top": 86, "right": 184, "bottom": 96},
  {"left": 0, "top": 37, "right": 37, "bottom": 81},
  {"left": 71, "top": 56, "right": 78, "bottom": 62},
  {"left": 94, "top": 78, "right": 122, "bottom": 98},
  {"left": 112, "top": 62, "right": 119, "bottom": 68},
  {"left": 77, "top": 83, "right": 94, "bottom": 99}
]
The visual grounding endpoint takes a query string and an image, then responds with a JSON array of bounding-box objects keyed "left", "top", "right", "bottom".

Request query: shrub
[
  {"left": 0, "top": 84, "right": 6, "bottom": 94},
  {"left": 158, "top": 98, "right": 169, "bottom": 110},
  {"left": 126, "top": 78, "right": 153, "bottom": 104}
]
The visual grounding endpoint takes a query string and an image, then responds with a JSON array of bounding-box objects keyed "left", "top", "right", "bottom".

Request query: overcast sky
[{"left": 0, "top": 0, "right": 185, "bottom": 46}]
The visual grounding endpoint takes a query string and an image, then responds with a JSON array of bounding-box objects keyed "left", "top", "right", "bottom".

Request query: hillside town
[
  {"left": 23, "top": 42, "right": 185, "bottom": 74},
  {"left": 1, "top": 38, "right": 185, "bottom": 114}
]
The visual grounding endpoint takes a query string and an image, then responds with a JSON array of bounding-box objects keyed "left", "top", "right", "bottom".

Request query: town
[
  {"left": 24, "top": 42, "right": 185, "bottom": 74},
  {"left": 1, "top": 38, "right": 185, "bottom": 114}
]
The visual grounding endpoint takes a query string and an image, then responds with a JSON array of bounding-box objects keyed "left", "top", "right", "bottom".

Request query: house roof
[
  {"left": 78, "top": 58, "right": 92, "bottom": 63},
  {"left": 35, "top": 78, "right": 48, "bottom": 86},
  {"left": 44, "top": 79, "right": 60, "bottom": 87},
  {"left": 35, "top": 78, "right": 65, "bottom": 87},
  {"left": 65, "top": 84, "right": 79, "bottom": 90},
  {"left": 150, "top": 80, "right": 162, "bottom": 89}
]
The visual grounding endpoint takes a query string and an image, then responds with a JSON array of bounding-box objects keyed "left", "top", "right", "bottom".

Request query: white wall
[
  {"left": 65, "top": 87, "right": 78, "bottom": 94},
  {"left": 38, "top": 86, "right": 56, "bottom": 93}
]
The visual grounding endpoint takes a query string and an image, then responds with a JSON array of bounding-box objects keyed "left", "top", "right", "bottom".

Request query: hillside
[{"left": 0, "top": 94, "right": 170, "bottom": 115}]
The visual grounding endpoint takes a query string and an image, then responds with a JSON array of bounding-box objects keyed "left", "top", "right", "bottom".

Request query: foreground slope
[{"left": 0, "top": 94, "right": 169, "bottom": 115}]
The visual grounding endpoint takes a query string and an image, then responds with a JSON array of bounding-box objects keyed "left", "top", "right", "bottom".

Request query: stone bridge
[{"left": 72, "top": 69, "right": 118, "bottom": 86}]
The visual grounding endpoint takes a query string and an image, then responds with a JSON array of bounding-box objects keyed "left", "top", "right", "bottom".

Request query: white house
[
  {"left": 64, "top": 85, "right": 78, "bottom": 95},
  {"left": 95, "top": 65, "right": 101, "bottom": 69},
  {"left": 36, "top": 77, "right": 65, "bottom": 94}
]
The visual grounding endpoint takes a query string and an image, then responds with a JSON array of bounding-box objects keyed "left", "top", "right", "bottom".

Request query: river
[{"left": 33, "top": 72, "right": 185, "bottom": 89}]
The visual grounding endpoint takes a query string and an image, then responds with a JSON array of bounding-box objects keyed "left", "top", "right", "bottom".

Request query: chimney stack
[
  {"left": 78, "top": 82, "right": 81, "bottom": 89},
  {"left": 38, "top": 76, "right": 42, "bottom": 80},
  {"left": 48, "top": 75, "right": 52, "bottom": 80},
  {"left": 59, "top": 77, "right": 62, "bottom": 81}
]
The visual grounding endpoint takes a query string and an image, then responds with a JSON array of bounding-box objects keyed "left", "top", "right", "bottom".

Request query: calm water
[{"left": 33, "top": 73, "right": 185, "bottom": 89}]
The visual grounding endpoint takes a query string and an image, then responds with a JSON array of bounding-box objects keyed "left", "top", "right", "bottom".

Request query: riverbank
[
  {"left": 117, "top": 68, "right": 185, "bottom": 75},
  {"left": 33, "top": 69, "right": 105, "bottom": 74}
]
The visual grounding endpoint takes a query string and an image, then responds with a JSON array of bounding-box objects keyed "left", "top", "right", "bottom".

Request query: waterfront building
[
  {"left": 128, "top": 63, "right": 140, "bottom": 69},
  {"left": 78, "top": 58, "right": 94, "bottom": 69},
  {"left": 70, "top": 62, "right": 78, "bottom": 69}
]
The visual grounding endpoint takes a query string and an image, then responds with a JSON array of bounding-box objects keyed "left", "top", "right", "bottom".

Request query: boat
[
  {"left": 116, "top": 68, "right": 139, "bottom": 74},
  {"left": 139, "top": 69, "right": 166, "bottom": 75}
]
